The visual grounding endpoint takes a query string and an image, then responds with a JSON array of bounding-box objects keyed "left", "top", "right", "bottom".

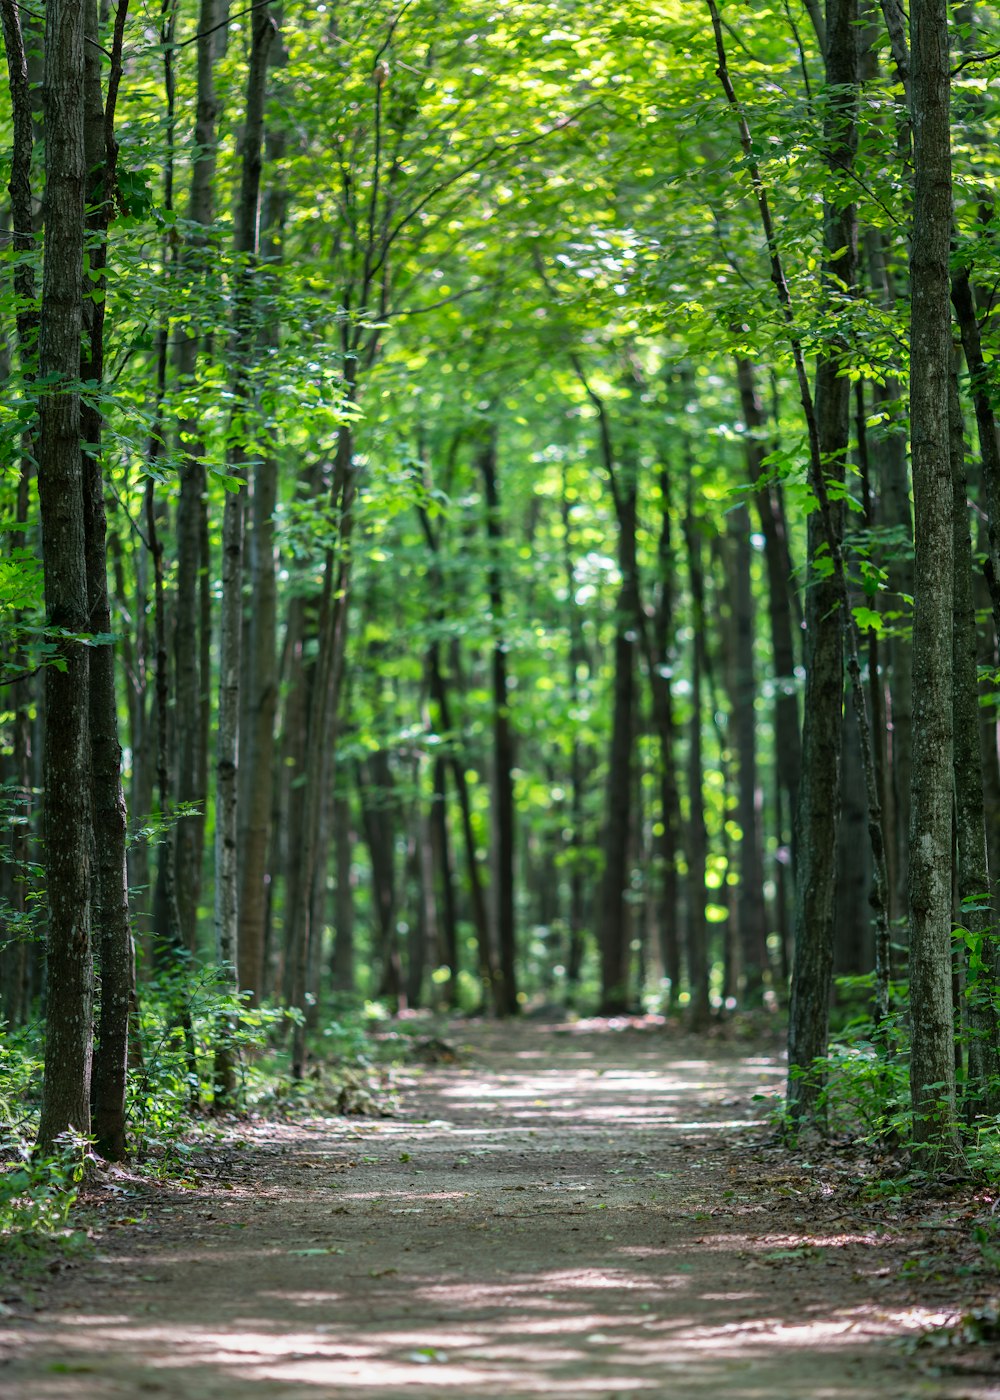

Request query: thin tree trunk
[
  {"left": 418, "top": 505, "right": 497, "bottom": 1008},
  {"left": 331, "top": 788, "right": 356, "bottom": 993},
  {"left": 478, "top": 434, "right": 518, "bottom": 1016},
  {"left": 734, "top": 356, "right": 801, "bottom": 885},
  {"left": 213, "top": 5, "right": 275, "bottom": 1103},
  {"left": 361, "top": 751, "right": 400, "bottom": 1008},
  {"left": 644, "top": 459, "right": 682, "bottom": 1005},
  {"left": 236, "top": 79, "right": 285, "bottom": 1006},
  {"left": 1, "top": 0, "right": 40, "bottom": 1033},
  {"left": 833, "top": 707, "right": 873, "bottom": 974},
  {"left": 729, "top": 505, "right": 768, "bottom": 1000},
  {"left": 559, "top": 472, "right": 588, "bottom": 1003},
  {"left": 81, "top": 0, "right": 132, "bottom": 1160},
  {"left": 173, "top": 0, "right": 222, "bottom": 957},
  {"left": 683, "top": 495, "right": 712, "bottom": 1029},
  {"left": 949, "top": 369, "right": 1000, "bottom": 1120},
  {"left": 289, "top": 429, "right": 356, "bottom": 1074},
  {"left": 709, "top": 0, "right": 891, "bottom": 1119}
]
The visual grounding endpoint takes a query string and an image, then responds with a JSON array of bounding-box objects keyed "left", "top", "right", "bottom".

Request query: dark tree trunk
[
  {"left": 81, "top": 0, "right": 132, "bottom": 1161},
  {"left": 173, "top": 0, "right": 222, "bottom": 956},
  {"left": 236, "top": 84, "right": 285, "bottom": 1006},
  {"left": 429, "top": 757, "right": 458, "bottom": 996},
  {"left": 598, "top": 499, "right": 638, "bottom": 1015},
  {"left": 734, "top": 355, "right": 801, "bottom": 894},
  {"left": 949, "top": 370, "right": 1000, "bottom": 1119},
  {"left": 289, "top": 431, "right": 355, "bottom": 1075},
  {"left": 907, "top": 0, "right": 959, "bottom": 1157},
  {"left": 559, "top": 472, "right": 589, "bottom": 1003},
  {"left": 786, "top": 0, "right": 858, "bottom": 1127},
  {"left": 644, "top": 460, "right": 682, "bottom": 1005},
  {"left": 419, "top": 506, "right": 498, "bottom": 1008},
  {"left": 833, "top": 707, "right": 873, "bottom": 975},
  {"left": 683, "top": 497, "right": 712, "bottom": 1029},
  {"left": 361, "top": 751, "right": 400, "bottom": 1008},
  {"left": 36, "top": 0, "right": 94, "bottom": 1149},
  {"left": 1, "top": 0, "right": 40, "bottom": 1032},
  {"left": 478, "top": 434, "right": 518, "bottom": 1016},
  {"left": 331, "top": 788, "right": 356, "bottom": 994},
  {"left": 729, "top": 505, "right": 768, "bottom": 1000},
  {"left": 212, "top": 5, "right": 275, "bottom": 1104}
]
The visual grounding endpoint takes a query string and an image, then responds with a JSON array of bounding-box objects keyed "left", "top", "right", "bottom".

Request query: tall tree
[
  {"left": 213, "top": 4, "right": 276, "bottom": 1103},
  {"left": 81, "top": 0, "right": 133, "bottom": 1160},
  {"left": 36, "top": 0, "right": 93, "bottom": 1149},
  {"left": 906, "top": 0, "right": 959, "bottom": 1158}
]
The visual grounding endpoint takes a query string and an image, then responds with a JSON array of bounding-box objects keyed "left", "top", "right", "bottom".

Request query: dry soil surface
[{"left": 2, "top": 1017, "right": 999, "bottom": 1399}]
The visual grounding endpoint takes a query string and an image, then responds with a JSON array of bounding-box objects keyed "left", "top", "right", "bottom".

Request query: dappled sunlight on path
[{"left": 2, "top": 1021, "right": 993, "bottom": 1399}]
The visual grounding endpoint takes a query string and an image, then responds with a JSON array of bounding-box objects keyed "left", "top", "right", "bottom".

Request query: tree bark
[
  {"left": 734, "top": 356, "right": 801, "bottom": 895},
  {"left": 786, "top": 0, "right": 859, "bottom": 1127},
  {"left": 478, "top": 434, "right": 518, "bottom": 1016},
  {"left": 213, "top": 5, "right": 275, "bottom": 1103},
  {"left": 236, "top": 56, "right": 286, "bottom": 1005},
  {"left": 643, "top": 458, "right": 682, "bottom": 1006},
  {"left": 173, "top": 0, "right": 222, "bottom": 956},
  {"left": 907, "top": 0, "right": 960, "bottom": 1159},
  {"left": 81, "top": 0, "right": 133, "bottom": 1161},
  {"left": 949, "top": 369, "right": 1000, "bottom": 1120},
  {"left": 36, "top": 0, "right": 93, "bottom": 1149},
  {"left": 684, "top": 500, "right": 712, "bottom": 1029},
  {"left": 729, "top": 504, "right": 768, "bottom": 1000},
  {"left": 1, "top": 0, "right": 40, "bottom": 1033}
]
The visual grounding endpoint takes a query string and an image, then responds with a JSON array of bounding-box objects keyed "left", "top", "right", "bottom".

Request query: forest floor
[{"left": 2, "top": 1016, "right": 999, "bottom": 1399}]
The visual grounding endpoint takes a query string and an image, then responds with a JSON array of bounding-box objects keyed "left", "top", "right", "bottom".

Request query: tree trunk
[
  {"left": 331, "top": 788, "right": 356, "bottom": 994},
  {"left": 683, "top": 497, "right": 712, "bottom": 1029},
  {"left": 907, "top": 0, "right": 959, "bottom": 1159},
  {"left": 786, "top": 0, "right": 858, "bottom": 1127},
  {"left": 478, "top": 434, "right": 518, "bottom": 1016},
  {"left": 644, "top": 459, "right": 682, "bottom": 1005},
  {"left": 598, "top": 507, "right": 638, "bottom": 1014},
  {"left": 949, "top": 369, "right": 1000, "bottom": 1120},
  {"left": 1, "top": 0, "right": 40, "bottom": 1033},
  {"left": 289, "top": 424, "right": 356, "bottom": 1075},
  {"left": 362, "top": 750, "right": 401, "bottom": 1009},
  {"left": 81, "top": 0, "right": 132, "bottom": 1161},
  {"left": 734, "top": 356, "right": 801, "bottom": 896},
  {"left": 419, "top": 505, "right": 497, "bottom": 1008},
  {"left": 236, "top": 66, "right": 285, "bottom": 1006},
  {"left": 173, "top": 0, "right": 222, "bottom": 957},
  {"left": 729, "top": 505, "right": 768, "bottom": 1000},
  {"left": 833, "top": 706, "right": 873, "bottom": 975},
  {"left": 213, "top": 5, "right": 275, "bottom": 1103},
  {"left": 36, "top": 0, "right": 94, "bottom": 1151}
]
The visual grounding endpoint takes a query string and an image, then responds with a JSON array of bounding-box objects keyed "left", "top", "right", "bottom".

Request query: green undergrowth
[
  {"left": 0, "top": 989, "right": 411, "bottom": 1264},
  {"left": 780, "top": 969, "right": 1000, "bottom": 1172}
]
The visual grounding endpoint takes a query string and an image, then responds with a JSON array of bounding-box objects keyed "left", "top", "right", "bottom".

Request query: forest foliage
[{"left": 1, "top": 0, "right": 1000, "bottom": 1202}]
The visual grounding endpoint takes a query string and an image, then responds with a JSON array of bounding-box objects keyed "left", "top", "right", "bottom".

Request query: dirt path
[{"left": 2, "top": 1019, "right": 997, "bottom": 1398}]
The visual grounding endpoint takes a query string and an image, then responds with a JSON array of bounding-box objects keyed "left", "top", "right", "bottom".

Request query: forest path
[{"left": 2, "top": 1018, "right": 996, "bottom": 1399}]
